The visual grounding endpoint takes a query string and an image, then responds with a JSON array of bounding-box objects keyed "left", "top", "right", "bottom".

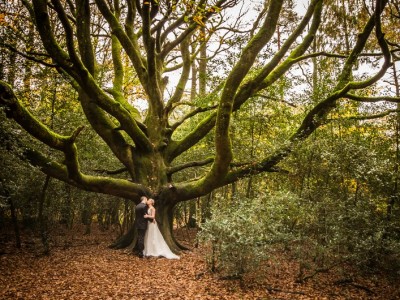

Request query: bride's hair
[{"left": 148, "top": 198, "right": 155, "bottom": 205}]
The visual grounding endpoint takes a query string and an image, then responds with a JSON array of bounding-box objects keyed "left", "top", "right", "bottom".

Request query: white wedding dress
[{"left": 143, "top": 210, "right": 180, "bottom": 259}]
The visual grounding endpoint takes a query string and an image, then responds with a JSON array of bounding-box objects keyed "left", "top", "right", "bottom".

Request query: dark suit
[{"left": 135, "top": 202, "right": 148, "bottom": 257}]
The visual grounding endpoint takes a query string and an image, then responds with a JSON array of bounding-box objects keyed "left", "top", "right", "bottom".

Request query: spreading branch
[{"left": 167, "top": 158, "right": 214, "bottom": 176}]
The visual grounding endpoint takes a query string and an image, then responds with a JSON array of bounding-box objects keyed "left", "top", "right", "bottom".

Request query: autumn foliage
[{"left": 1, "top": 225, "right": 399, "bottom": 299}]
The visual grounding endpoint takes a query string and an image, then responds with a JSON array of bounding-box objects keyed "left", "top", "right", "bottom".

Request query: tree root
[
  {"left": 334, "top": 278, "right": 375, "bottom": 295},
  {"left": 266, "top": 285, "right": 308, "bottom": 296}
]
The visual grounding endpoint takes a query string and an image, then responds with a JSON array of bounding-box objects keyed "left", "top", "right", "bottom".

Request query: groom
[{"left": 134, "top": 196, "right": 148, "bottom": 258}]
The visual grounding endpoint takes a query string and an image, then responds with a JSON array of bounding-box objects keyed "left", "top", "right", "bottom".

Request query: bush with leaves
[
  {"left": 199, "top": 185, "right": 400, "bottom": 279},
  {"left": 198, "top": 191, "right": 300, "bottom": 277}
]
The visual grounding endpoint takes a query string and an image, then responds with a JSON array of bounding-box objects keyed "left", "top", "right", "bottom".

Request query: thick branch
[
  {"left": 50, "top": 0, "right": 83, "bottom": 68},
  {"left": 31, "top": 0, "right": 149, "bottom": 150},
  {"left": 332, "top": 109, "right": 400, "bottom": 121},
  {"left": 166, "top": 0, "right": 288, "bottom": 165},
  {"left": 160, "top": 0, "right": 232, "bottom": 59},
  {"left": 76, "top": 0, "right": 96, "bottom": 75},
  {"left": 23, "top": 147, "right": 150, "bottom": 199},
  {"left": 344, "top": 93, "right": 400, "bottom": 103},
  {"left": 223, "top": 147, "right": 293, "bottom": 186},
  {"left": 170, "top": 104, "right": 218, "bottom": 132},
  {"left": 166, "top": 113, "right": 216, "bottom": 162},
  {"left": 228, "top": 0, "right": 389, "bottom": 185},
  {"left": 77, "top": 91, "right": 138, "bottom": 180},
  {"left": 173, "top": 0, "right": 390, "bottom": 199},
  {"left": 294, "top": 1, "right": 388, "bottom": 141},
  {"left": 124, "top": 0, "right": 136, "bottom": 41},
  {"left": 167, "top": 158, "right": 214, "bottom": 176},
  {"left": 205, "top": 0, "right": 284, "bottom": 181},
  {"left": 171, "top": 1, "right": 285, "bottom": 198},
  {"left": 95, "top": 0, "right": 148, "bottom": 85},
  {"left": 0, "top": 80, "right": 70, "bottom": 151},
  {"left": 0, "top": 81, "right": 149, "bottom": 197},
  {"left": 165, "top": 37, "right": 192, "bottom": 114},
  {"left": 31, "top": 0, "right": 74, "bottom": 71},
  {"left": 233, "top": 0, "right": 323, "bottom": 110},
  {"left": 142, "top": 1, "right": 162, "bottom": 111}
]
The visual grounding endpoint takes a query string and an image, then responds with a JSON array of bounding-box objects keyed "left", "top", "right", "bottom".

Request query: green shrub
[
  {"left": 198, "top": 191, "right": 299, "bottom": 277},
  {"left": 198, "top": 190, "right": 400, "bottom": 278}
]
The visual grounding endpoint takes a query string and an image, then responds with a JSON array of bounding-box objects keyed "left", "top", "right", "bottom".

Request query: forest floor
[{"left": 0, "top": 225, "right": 399, "bottom": 300}]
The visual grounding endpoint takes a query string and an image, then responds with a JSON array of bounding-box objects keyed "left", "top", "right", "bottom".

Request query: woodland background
[{"left": 1, "top": 0, "right": 400, "bottom": 299}]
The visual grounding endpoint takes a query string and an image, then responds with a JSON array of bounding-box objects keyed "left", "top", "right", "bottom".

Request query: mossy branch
[{"left": 23, "top": 147, "right": 150, "bottom": 199}]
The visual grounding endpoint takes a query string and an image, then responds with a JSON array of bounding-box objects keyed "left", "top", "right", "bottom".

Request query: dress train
[{"left": 144, "top": 221, "right": 180, "bottom": 259}]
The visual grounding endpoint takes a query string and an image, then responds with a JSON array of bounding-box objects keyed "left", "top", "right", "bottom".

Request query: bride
[{"left": 143, "top": 198, "right": 180, "bottom": 259}]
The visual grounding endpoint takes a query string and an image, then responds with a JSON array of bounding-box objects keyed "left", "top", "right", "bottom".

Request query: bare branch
[{"left": 0, "top": 43, "right": 57, "bottom": 67}]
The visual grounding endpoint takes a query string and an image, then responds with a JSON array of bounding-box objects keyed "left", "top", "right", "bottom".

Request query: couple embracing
[{"left": 134, "top": 196, "right": 180, "bottom": 259}]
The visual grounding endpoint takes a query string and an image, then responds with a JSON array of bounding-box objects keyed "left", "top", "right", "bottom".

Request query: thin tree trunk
[
  {"left": 246, "top": 177, "right": 253, "bottom": 198},
  {"left": 9, "top": 197, "right": 21, "bottom": 248},
  {"left": 199, "top": 27, "right": 207, "bottom": 96},
  {"left": 300, "top": 39, "right": 319, "bottom": 197},
  {"left": 188, "top": 200, "right": 196, "bottom": 228},
  {"left": 121, "top": 199, "right": 129, "bottom": 235},
  {"left": 231, "top": 182, "right": 237, "bottom": 198},
  {"left": 195, "top": 196, "right": 202, "bottom": 229},
  {"left": 38, "top": 175, "right": 50, "bottom": 255},
  {"left": 246, "top": 103, "right": 256, "bottom": 198},
  {"left": 0, "top": 50, "right": 4, "bottom": 81},
  {"left": 6, "top": 43, "right": 17, "bottom": 86},
  {"left": 341, "top": 0, "right": 350, "bottom": 53},
  {"left": 82, "top": 198, "right": 93, "bottom": 235},
  {"left": 2, "top": 33, "right": 20, "bottom": 248},
  {"left": 191, "top": 41, "right": 198, "bottom": 101},
  {"left": 0, "top": 177, "right": 21, "bottom": 248},
  {"left": 63, "top": 184, "right": 73, "bottom": 229},
  {"left": 388, "top": 62, "right": 400, "bottom": 219}
]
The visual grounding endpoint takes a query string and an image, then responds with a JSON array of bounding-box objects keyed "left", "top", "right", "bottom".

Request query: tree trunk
[
  {"left": 9, "top": 197, "right": 21, "bottom": 248},
  {"left": 61, "top": 184, "right": 73, "bottom": 229},
  {"left": 81, "top": 198, "right": 92, "bottom": 235},
  {"left": 156, "top": 201, "right": 189, "bottom": 253},
  {"left": 110, "top": 197, "right": 188, "bottom": 253},
  {"left": 188, "top": 200, "right": 196, "bottom": 228},
  {"left": 109, "top": 222, "right": 137, "bottom": 250},
  {"left": 388, "top": 62, "right": 400, "bottom": 219},
  {"left": 120, "top": 199, "right": 130, "bottom": 235},
  {"left": 38, "top": 175, "right": 50, "bottom": 255},
  {"left": 199, "top": 27, "right": 207, "bottom": 96},
  {"left": 0, "top": 177, "right": 21, "bottom": 248}
]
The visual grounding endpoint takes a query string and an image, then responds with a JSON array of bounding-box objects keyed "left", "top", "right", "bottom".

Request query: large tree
[{"left": 0, "top": 0, "right": 396, "bottom": 251}]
